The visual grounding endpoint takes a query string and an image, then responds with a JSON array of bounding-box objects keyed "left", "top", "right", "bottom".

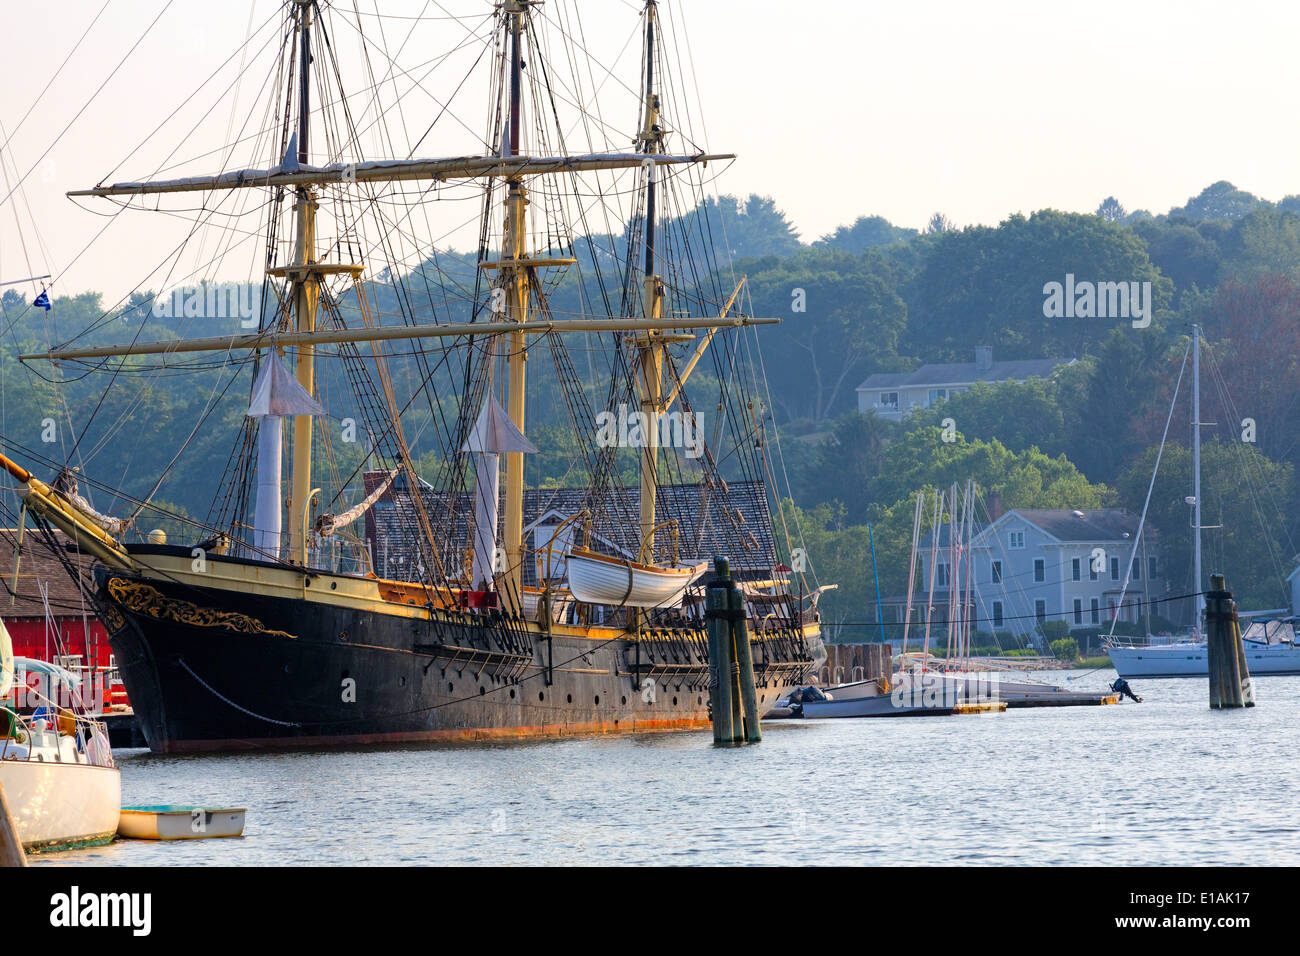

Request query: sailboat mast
[
  {"left": 1192, "top": 323, "right": 1203, "bottom": 636},
  {"left": 636, "top": 0, "right": 666, "bottom": 560},
  {"left": 286, "top": 0, "right": 321, "bottom": 567},
  {"left": 501, "top": 0, "right": 531, "bottom": 598}
]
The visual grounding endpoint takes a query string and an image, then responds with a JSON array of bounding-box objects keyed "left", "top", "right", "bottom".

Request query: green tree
[
  {"left": 904, "top": 210, "right": 1172, "bottom": 362},
  {"left": 1169, "top": 181, "right": 1263, "bottom": 221},
  {"left": 817, "top": 215, "right": 917, "bottom": 253},
  {"left": 1116, "top": 440, "right": 1294, "bottom": 611}
]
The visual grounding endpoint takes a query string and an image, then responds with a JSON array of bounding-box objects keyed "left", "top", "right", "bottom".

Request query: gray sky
[{"left": 4, "top": 0, "right": 1300, "bottom": 301}]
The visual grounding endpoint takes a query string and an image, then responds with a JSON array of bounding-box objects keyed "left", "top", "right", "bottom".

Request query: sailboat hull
[
  {"left": 1107, "top": 642, "right": 1300, "bottom": 678},
  {"left": 96, "top": 550, "right": 814, "bottom": 752}
]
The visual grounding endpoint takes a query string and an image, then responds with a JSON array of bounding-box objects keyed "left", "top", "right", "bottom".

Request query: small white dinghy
[
  {"left": 117, "top": 806, "right": 246, "bottom": 841},
  {"left": 565, "top": 548, "right": 706, "bottom": 608}
]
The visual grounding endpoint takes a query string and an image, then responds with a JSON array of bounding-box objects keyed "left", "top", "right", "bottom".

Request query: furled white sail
[
  {"left": 247, "top": 350, "right": 324, "bottom": 559},
  {"left": 246, "top": 349, "right": 326, "bottom": 418},
  {"left": 463, "top": 395, "right": 537, "bottom": 589}
]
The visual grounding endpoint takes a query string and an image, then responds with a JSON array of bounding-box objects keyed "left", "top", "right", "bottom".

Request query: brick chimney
[
  {"left": 988, "top": 490, "right": 1003, "bottom": 520},
  {"left": 975, "top": 345, "right": 993, "bottom": 372}
]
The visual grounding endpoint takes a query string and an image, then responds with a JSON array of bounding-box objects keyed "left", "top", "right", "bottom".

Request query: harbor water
[{"left": 39, "top": 670, "right": 1300, "bottom": 866}]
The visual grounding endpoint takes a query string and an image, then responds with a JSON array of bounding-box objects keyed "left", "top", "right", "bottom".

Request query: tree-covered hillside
[{"left": 2, "top": 180, "right": 1297, "bottom": 626}]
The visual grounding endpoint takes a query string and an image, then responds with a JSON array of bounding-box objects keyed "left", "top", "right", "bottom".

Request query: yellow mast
[
  {"left": 285, "top": 0, "right": 320, "bottom": 567},
  {"left": 636, "top": 0, "right": 667, "bottom": 562},
  {"left": 500, "top": 0, "right": 530, "bottom": 598}
]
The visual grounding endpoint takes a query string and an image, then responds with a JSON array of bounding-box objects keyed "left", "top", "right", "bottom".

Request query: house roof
[
  {"left": 857, "top": 357, "right": 1071, "bottom": 392},
  {"left": 0, "top": 529, "right": 96, "bottom": 620},
  {"left": 1011, "top": 508, "right": 1139, "bottom": 542},
  {"left": 923, "top": 508, "right": 1146, "bottom": 550}
]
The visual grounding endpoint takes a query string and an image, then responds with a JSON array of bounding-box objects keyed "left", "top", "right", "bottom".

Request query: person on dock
[{"left": 1110, "top": 677, "right": 1142, "bottom": 703}]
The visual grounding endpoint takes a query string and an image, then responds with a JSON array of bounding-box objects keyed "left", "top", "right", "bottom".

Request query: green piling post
[
  {"left": 728, "top": 579, "right": 762, "bottom": 743},
  {"left": 705, "top": 558, "right": 736, "bottom": 743},
  {"left": 1206, "top": 573, "right": 1254, "bottom": 709}
]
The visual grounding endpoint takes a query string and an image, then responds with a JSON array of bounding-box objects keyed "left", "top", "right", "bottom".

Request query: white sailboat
[
  {"left": 1, "top": 624, "right": 121, "bottom": 851},
  {"left": 1107, "top": 326, "right": 1300, "bottom": 678}
]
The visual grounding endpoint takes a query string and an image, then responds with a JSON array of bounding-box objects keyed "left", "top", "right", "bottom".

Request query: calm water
[{"left": 38, "top": 670, "right": 1300, "bottom": 866}]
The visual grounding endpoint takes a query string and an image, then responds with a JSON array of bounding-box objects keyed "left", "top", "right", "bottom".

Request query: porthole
[
  {"left": 538, "top": 691, "right": 545, "bottom": 702},
  {"left": 621, "top": 696, "right": 627, "bottom": 705},
  {"left": 594, "top": 695, "right": 600, "bottom": 705},
  {"left": 672, "top": 696, "right": 678, "bottom": 706},
  {"left": 566, "top": 694, "right": 573, "bottom": 704},
  {"left": 509, "top": 688, "right": 516, "bottom": 699},
  {"left": 448, "top": 682, "right": 454, "bottom": 692},
  {"left": 479, "top": 686, "right": 486, "bottom": 696}
]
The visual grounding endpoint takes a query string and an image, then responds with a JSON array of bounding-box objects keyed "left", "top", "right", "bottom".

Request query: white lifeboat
[{"left": 565, "top": 548, "right": 707, "bottom": 608}]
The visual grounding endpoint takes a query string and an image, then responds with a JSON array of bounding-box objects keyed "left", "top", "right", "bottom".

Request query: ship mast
[
  {"left": 634, "top": 0, "right": 671, "bottom": 562},
  {"left": 1192, "top": 323, "right": 1203, "bottom": 638},
  {"left": 500, "top": 0, "right": 531, "bottom": 599},
  {"left": 286, "top": 0, "right": 321, "bottom": 567}
]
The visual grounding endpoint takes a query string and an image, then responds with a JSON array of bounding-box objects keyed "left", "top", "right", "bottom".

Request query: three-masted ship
[{"left": 1, "top": 0, "right": 821, "bottom": 752}]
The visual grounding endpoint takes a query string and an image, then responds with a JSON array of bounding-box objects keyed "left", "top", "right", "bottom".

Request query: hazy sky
[{"left": 4, "top": 0, "right": 1300, "bottom": 301}]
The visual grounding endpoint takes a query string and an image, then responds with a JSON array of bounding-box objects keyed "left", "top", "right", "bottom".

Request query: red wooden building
[{"left": 1, "top": 529, "right": 114, "bottom": 672}]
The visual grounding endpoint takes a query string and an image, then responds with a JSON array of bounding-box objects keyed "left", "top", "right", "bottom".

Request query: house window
[
  {"left": 1089, "top": 559, "right": 1099, "bottom": 581},
  {"left": 992, "top": 601, "right": 1003, "bottom": 627},
  {"left": 1035, "top": 600, "right": 1047, "bottom": 623},
  {"left": 880, "top": 391, "right": 899, "bottom": 408},
  {"left": 1110, "top": 557, "right": 1120, "bottom": 581},
  {"left": 991, "top": 560, "right": 1002, "bottom": 583},
  {"left": 1008, "top": 531, "right": 1025, "bottom": 550},
  {"left": 928, "top": 388, "right": 950, "bottom": 404},
  {"left": 1034, "top": 558, "right": 1045, "bottom": 583},
  {"left": 1131, "top": 557, "right": 1141, "bottom": 581},
  {"left": 1090, "top": 598, "right": 1100, "bottom": 624},
  {"left": 1072, "top": 557, "right": 1080, "bottom": 581},
  {"left": 1073, "top": 599, "right": 1083, "bottom": 625},
  {"left": 935, "top": 562, "right": 949, "bottom": 588},
  {"left": 1148, "top": 556, "right": 1158, "bottom": 579}
]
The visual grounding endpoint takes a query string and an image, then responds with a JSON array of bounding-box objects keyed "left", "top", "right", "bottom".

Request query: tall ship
[{"left": 0, "top": 0, "right": 821, "bottom": 751}]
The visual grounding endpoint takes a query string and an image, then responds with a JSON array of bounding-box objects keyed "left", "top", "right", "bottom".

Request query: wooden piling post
[
  {"left": 728, "top": 581, "right": 762, "bottom": 743},
  {"left": 705, "top": 558, "right": 737, "bottom": 744},
  {"left": 0, "top": 780, "right": 27, "bottom": 867},
  {"left": 1206, "top": 573, "right": 1255, "bottom": 709}
]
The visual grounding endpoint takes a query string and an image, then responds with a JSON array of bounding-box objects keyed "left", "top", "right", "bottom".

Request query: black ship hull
[{"left": 95, "top": 552, "right": 815, "bottom": 753}]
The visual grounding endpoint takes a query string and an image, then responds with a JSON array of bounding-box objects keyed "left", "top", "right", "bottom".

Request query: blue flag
[{"left": 33, "top": 289, "right": 51, "bottom": 312}]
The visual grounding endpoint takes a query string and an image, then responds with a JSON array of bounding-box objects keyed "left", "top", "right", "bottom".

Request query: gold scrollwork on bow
[{"left": 106, "top": 577, "right": 295, "bottom": 640}]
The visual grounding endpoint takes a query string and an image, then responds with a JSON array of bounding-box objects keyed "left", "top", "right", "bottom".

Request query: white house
[
  {"left": 856, "top": 346, "right": 1074, "bottom": 421},
  {"left": 915, "top": 507, "right": 1169, "bottom": 645}
]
